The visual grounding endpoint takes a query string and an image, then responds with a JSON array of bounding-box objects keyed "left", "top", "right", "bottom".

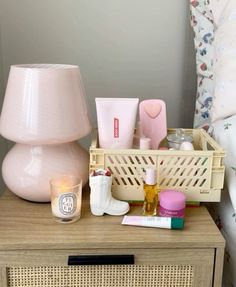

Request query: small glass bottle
[{"left": 143, "top": 167, "right": 158, "bottom": 216}]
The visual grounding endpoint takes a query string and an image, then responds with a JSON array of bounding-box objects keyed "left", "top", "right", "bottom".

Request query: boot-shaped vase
[{"left": 89, "top": 173, "right": 130, "bottom": 216}]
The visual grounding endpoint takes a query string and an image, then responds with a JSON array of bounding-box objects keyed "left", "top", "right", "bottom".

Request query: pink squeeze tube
[
  {"left": 139, "top": 99, "right": 167, "bottom": 149},
  {"left": 95, "top": 98, "right": 139, "bottom": 149}
]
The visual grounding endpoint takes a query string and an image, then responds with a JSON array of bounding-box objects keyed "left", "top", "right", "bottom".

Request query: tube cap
[{"left": 171, "top": 218, "right": 184, "bottom": 229}]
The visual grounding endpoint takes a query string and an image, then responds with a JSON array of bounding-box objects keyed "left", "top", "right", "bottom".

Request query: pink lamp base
[{"left": 2, "top": 141, "right": 89, "bottom": 202}]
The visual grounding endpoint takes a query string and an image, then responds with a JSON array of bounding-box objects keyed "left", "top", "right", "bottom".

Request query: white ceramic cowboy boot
[{"left": 89, "top": 174, "right": 130, "bottom": 216}]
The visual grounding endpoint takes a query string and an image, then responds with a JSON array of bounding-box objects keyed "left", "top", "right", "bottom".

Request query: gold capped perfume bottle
[{"left": 143, "top": 167, "right": 158, "bottom": 216}]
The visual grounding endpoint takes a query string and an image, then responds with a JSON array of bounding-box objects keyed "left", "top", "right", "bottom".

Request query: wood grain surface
[{"left": 0, "top": 189, "right": 225, "bottom": 251}]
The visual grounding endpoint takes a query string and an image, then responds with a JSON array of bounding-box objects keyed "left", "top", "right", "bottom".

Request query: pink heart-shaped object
[{"left": 143, "top": 102, "right": 162, "bottom": 119}]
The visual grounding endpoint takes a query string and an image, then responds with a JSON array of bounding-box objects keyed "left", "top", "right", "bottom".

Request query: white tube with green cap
[{"left": 122, "top": 215, "right": 184, "bottom": 230}]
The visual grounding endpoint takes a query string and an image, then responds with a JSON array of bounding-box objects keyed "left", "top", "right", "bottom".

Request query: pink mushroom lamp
[{"left": 0, "top": 64, "right": 92, "bottom": 202}]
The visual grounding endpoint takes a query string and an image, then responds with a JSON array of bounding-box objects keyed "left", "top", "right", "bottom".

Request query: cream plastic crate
[{"left": 89, "top": 129, "right": 225, "bottom": 202}]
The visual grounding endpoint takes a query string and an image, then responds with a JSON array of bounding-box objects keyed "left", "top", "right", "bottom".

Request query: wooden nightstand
[{"left": 0, "top": 190, "right": 225, "bottom": 287}]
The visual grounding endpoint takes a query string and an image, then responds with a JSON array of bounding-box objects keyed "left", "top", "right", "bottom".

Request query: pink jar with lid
[{"left": 159, "top": 189, "right": 186, "bottom": 218}]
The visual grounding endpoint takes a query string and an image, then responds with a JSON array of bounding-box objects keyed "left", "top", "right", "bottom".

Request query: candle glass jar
[{"left": 50, "top": 175, "right": 82, "bottom": 223}]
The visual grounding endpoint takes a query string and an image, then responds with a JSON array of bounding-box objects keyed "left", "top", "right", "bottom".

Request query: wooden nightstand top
[{"left": 0, "top": 190, "right": 225, "bottom": 251}]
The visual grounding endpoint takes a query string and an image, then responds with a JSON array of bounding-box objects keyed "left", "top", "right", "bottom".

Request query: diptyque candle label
[{"left": 58, "top": 193, "right": 77, "bottom": 215}]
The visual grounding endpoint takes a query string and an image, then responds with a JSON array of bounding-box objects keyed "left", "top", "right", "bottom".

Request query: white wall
[
  {"left": 0, "top": 0, "right": 196, "bottom": 150},
  {"left": 0, "top": 25, "right": 8, "bottom": 193}
]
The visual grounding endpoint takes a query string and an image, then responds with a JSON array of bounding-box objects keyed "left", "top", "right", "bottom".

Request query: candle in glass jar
[{"left": 50, "top": 175, "right": 82, "bottom": 223}]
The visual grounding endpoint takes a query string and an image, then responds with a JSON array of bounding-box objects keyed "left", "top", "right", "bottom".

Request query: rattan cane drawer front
[
  {"left": 7, "top": 265, "right": 194, "bottom": 287},
  {"left": 1, "top": 248, "right": 214, "bottom": 287}
]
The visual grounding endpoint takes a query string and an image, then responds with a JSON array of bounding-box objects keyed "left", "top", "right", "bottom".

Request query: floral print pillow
[{"left": 190, "top": 0, "right": 214, "bottom": 129}]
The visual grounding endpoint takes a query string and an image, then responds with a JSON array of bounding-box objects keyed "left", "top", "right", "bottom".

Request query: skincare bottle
[{"left": 143, "top": 167, "right": 158, "bottom": 216}]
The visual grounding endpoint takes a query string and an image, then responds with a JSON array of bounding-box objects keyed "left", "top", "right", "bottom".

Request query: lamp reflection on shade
[{"left": 0, "top": 64, "right": 92, "bottom": 202}]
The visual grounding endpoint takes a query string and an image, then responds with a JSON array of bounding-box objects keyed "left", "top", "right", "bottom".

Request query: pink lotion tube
[
  {"left": 122, "top": 215, "right": 184, "bottom": 230},
  {"left": 96, "top": 98, "right": 139, "bottom": 149}
]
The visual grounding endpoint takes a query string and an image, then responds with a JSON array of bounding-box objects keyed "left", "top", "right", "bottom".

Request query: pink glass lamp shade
[{"left": 0, "top": 64, "right": 92, "bottom": 202}]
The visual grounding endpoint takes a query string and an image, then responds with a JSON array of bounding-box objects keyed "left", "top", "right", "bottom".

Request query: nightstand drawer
[
  {"left": 1, "top": 248, "right": 214, "bottom": 287},
  {"left": 0, "top": 191, "right": 225, "bottom": 287}
]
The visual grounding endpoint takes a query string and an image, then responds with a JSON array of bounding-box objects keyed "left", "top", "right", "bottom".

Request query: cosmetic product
[
  {"left": 122, "top": 215, "right": 184, "bottom": 230},
  {"left": 159, "top": 189, "right": 186, "bottom": 218},
  {"left": 95, "top": 98, "right": 139, "bottom": 149},
  {"left": 139, "top": 99, "right": 167, "bottom": 150},
  {"left": 143, "top": 167, "right": 159, "bottom": 216},
  {"left": 167, "top": 129, "right": 193, "bottom": 150},
  {"left": 139, "top": 137, "right": 151, "bottom": 150},
  {"left": 179, "top": 141, "right": 194, "bottom": 151}
]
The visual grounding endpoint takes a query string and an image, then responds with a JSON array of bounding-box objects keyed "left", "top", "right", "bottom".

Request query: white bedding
[
  {"left": 207, "top": 123, "right": 236, "bottom": 287},
  {"left": 210, "top": 185, "right": 236, "bottom": 286},
  {"left": 212, "top": 116, "right": 236, "bottom": 286},
  {"left": 211, "top": 0, "right": 236, "bottom": 122},
  {"left": 212, "top": 116, "right": 236, "bottom": 213},
  {"left": 190, "top": 1, "right": 236, "bottom": 286}
]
